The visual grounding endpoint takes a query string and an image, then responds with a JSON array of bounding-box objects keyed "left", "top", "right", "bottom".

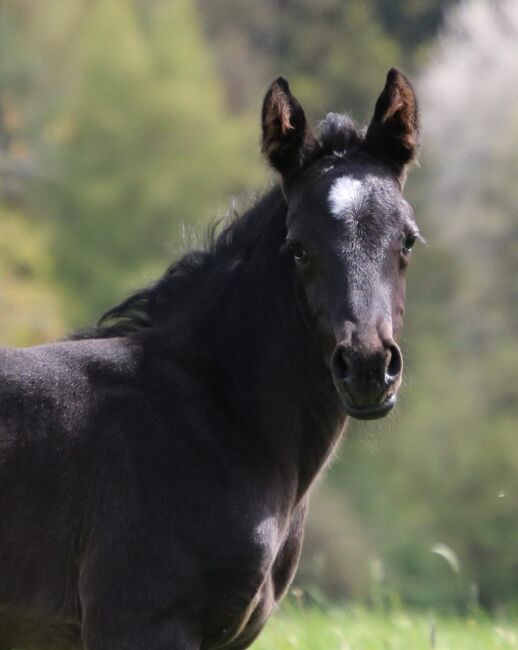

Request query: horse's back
[
  {"left": 0, "top": 337, "right": 142, "bottom": 473},
  {"left": 0, "top": 338, "right": 142, "bottom": 648}
]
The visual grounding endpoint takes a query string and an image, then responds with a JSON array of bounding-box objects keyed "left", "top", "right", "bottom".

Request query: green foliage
[
  {"left": 252, "top": 602, "right": 518, "bottom": 650},
  {"left": 197, "top": 0, "right": 453, "bottom": 117},
  {"left": 278, "top": 1, "right": 401, "bottom": 120},
  {"left": 198, "top": 0, "right": 402, "bottom": 120},
  {"left": 39, "top": 0, "right": 262, "bottom": 322},
  {"left": 0, "top": 206, "right": 65, "bottom": 345},
  {"left": 1, "top": 0, "right": 262, "bottom": 324},
  {"left": 373, "top": 0, "right": 457, "bottom": 61}
]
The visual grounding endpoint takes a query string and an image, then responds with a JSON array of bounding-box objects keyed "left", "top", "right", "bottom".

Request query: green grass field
[{"left": 251, "top": 604, "right": 518, "bottom": 649}]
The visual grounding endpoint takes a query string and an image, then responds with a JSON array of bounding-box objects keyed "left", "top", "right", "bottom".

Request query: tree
[
  {"left": 1, "top": 0, "right": 262, "bottom": 324},
  {"left": 198, "top": 0, "right": 402, "bottom": 121},
  {"left": 39, "top": 0, "right": 262, "bottom": 322},
  {"left": 0, "top": 205, "right": 65, "bottom": 345}
]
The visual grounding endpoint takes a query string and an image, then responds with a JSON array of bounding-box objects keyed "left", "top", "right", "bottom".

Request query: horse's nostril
[
  {"left": 385, "top": 344, "right": 402, "bottom": 384},
  {"left": 332, "top": 346, "right": 351, "bottom": 382}
]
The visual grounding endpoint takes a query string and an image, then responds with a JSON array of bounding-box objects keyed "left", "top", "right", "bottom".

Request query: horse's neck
[{"left": 212, "top": 203, "right": 346, "bottom": 501}]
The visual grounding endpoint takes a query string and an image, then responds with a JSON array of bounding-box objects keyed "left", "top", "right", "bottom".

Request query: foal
[{"left": 0, "top": 69, "right": 420, "bottom": 649}]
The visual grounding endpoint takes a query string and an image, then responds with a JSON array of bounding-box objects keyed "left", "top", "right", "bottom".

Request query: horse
[{"left": 0, "top": 68, "right": 420, "bottom": 649}]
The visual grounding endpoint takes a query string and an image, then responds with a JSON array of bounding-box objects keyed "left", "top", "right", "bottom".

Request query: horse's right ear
[{"left": 261, "top": 77, "right": 319, "bottom": 179}]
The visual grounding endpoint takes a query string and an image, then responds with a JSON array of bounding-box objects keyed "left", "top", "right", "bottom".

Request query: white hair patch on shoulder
[{"left": 328, "top": 176, "right": 365, "bottom": 218}]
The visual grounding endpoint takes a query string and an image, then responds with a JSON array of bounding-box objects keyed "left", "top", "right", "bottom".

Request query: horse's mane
[
  {"left": 70, "top": 187, "right": 287, "bottom": 340},
  {"left": 70, "top": 114, "right": 362, "bottom": 341}
]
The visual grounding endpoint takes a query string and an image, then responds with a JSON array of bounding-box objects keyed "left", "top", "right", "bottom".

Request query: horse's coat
[{"left": 0, "top": 69, "right": 420, "bottom": 649}]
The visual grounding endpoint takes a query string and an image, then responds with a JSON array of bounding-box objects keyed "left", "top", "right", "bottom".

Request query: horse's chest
[{"left": 203, "top": 509, "right": 305, "bottom": 649}]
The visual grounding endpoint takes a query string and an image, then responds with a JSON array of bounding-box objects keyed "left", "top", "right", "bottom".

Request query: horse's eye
[
  {"left": 402, "top": 234, "right": 417, "bottom": 255},
  {"left": 288, "top": 241, "right": 308, "bottom": 264}
]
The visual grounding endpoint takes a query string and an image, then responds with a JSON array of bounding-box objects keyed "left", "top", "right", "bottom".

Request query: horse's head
[{"left": 261, "top": 69, "right": 421, "bottom": 420}]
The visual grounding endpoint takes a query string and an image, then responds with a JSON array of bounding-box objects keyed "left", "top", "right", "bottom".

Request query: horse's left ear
[
  {"left": 261, "top": 77, "right": 319, "bottom": 180},
  {"left": 363, "top": 68, "right": 419, "bottom": 185}
]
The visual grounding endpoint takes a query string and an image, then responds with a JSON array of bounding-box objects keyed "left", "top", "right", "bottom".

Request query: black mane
[
  {"left": 70, "top": 187, "right": 286, "bottom": 339},
  {"left": 71, "top": 115, "right": 363, "bottom": 341}
]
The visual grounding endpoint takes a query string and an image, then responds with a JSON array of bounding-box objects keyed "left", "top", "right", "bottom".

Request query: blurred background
[{"left": 1, "top": 0, "right": 517, "bottom": 616}]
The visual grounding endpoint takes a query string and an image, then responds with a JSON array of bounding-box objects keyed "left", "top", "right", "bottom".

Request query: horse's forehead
[
  {"left": 289, "top": 162, "right": 404, "bottom": 238},
  {"left": 327, "top": 176, "right": 366, "bottom": 219},
  {"left": 294, "top": 159, "right": 393, "bottom": 207},
  {"left": 296, "top": 171, "right": 395, "bottom": 230}
]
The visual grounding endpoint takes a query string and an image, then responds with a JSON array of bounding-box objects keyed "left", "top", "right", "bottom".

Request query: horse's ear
[
  {"left": 261, "top": 77, "right": 318, "bottom": 179},
  {"left": 363, "top": 68, "right": 419, "bottom": 184}
]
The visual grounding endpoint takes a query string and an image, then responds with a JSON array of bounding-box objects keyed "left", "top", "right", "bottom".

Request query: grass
[{"left": 251, "top": 602, "right": 518, "bottom": 649}]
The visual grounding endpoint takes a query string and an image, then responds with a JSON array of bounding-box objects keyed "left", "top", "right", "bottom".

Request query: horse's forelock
[{"left": 318, "top": 113, "right": 362, "bottom": 156}]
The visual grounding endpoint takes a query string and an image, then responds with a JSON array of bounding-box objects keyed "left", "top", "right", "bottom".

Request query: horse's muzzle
[{"left": 330, "top": 342, "right": 403, "bottom": 420}]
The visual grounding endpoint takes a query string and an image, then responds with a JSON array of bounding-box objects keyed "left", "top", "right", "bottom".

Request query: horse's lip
[{"left": 342, "top": 394, "right": 397, "bottom": 420}]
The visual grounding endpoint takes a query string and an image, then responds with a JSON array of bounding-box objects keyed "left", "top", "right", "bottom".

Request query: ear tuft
[
  {"left": 264, "top": 77, "right": 295, "bottom": 139},
  {"left": 364, "top": 68, "right": 419, "bottom": 182},
  {"left": 261, "top": 77, "right": 318, "bottom": 179}
]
